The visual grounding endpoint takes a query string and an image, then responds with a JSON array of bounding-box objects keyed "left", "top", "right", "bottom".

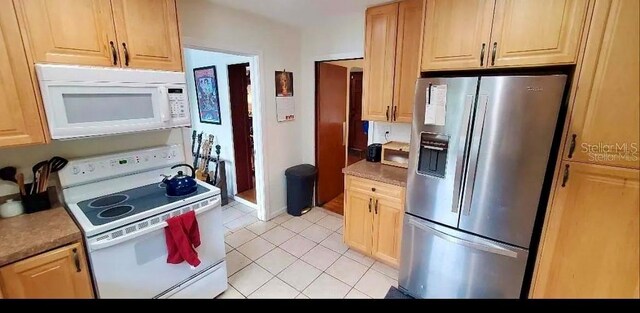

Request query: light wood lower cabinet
[
  {"left": 344, "top": 175, "right": 405, "bottom": 267},
  {"left": 0, "top": 242, "right": 94, "bottom": 299},
  {"left": 532, "top": 162, "right": 639, "bottom": 298}
]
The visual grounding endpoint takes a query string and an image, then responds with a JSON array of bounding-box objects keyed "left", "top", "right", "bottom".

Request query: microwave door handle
[{"left": 159, "top": 87, "right": 171, "bottom": 123}]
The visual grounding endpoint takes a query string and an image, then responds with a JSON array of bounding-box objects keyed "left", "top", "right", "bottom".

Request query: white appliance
[
  {"left": 36, "top": 64, "right": 191, "bottom": 140},
  {"left": 59, "top": 145, "right": 227, "bottom": 298}
]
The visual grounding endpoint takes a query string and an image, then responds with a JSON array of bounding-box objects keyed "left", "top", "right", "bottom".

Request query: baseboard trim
[{"left": 269, "top": 206, "right": 287, "bottom": 220}]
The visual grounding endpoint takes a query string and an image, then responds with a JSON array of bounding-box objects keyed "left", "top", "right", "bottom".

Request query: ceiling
[{"left": 208, "top": 0, "right": 388, "bottom": 28}]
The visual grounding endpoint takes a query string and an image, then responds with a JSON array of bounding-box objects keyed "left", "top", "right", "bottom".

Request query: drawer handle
[
  {"left": 374, "top": 199, "right": 378, "bottom": 215},
  {"left": 561, "top": 164, "right": 570, "bottom": 187},
  {"left": 386, "top": 106, "right": 390, "bottom": 121},
  {"left": 368, "top": 198, "right": 372, "bottom": 213},
  {"left": 72, "top": 248, "right": 81, "bottom": 272},
  {"left": 491, "top": 42, "right": 497, "bottom": 66},
  {"left": 568, "top": 134, "right": 577, "bottom": 159},
  {"left": 109, "top": 41, "right": 118, "bottom": 65},
  {"left": 122, "top": 42, "right": 130, "bottom": 66},
  {"left": 480, "top": 43, "right": 486, "bottom": 66}
]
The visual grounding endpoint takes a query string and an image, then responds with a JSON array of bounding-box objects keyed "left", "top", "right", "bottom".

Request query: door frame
[
  {"left": 181, "top": 42, "right": 269, "bottom": 221},
  {"left": 314, "top": 57, "right": 364, "bottom": 206}
]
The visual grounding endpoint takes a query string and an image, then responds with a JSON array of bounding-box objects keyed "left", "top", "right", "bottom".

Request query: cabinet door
[
  {"left": 533, "top": 162, "right": 639, "bottom": 298},
  {"left": 14, "top": 0, "right": 119, "bottom": 67},
  {"left": 111, "top": 0, "right": 183, "bottom": 71},
  {"left": 565, "top": 0, "right": 639, "bottom": 169},
  {"left": 344, "top": 188, "right": 374, "bottom": 254},
  {"left": 0, "top": 243, "right": 93, "bottom": 298},
  {"left": 421, "top": 0, "right": 494, "bottom": 71},
  {"left": 363, "top": 3, "right": 398, "bottom": 122},
  {"left": 372, "top": 195, "right": 405, "bottom": 267},
  {"left": 490, "top": 0, "right": 589, "bottom": 67},
  {"left": 0, "top": 5, "right": 46, "bottom": 147},
  {"left": 392, "top": 0, "right": 423, "bottom": 123}
]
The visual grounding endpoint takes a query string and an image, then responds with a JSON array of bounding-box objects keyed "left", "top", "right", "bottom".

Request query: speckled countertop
[
  {"left": 0, "top": 207, "right": 81, "bottom": 267},
  {"left": 342, "top": 160, "right": 408, "bottom": 187}
]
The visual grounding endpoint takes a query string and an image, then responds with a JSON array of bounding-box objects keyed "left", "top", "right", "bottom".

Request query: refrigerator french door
[{"left": 400, "top": 75, "right": 567, "bottom": 298}]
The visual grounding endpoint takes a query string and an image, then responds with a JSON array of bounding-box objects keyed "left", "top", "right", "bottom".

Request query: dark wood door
[
  {"left": 348, "top": 72, "right": 367, "bottom": 152},
  {"left": 228, "top": 63, "right": 254, "bottom": 194},
  {"left": 316, "top": 63, "right": 348, "bottom": 205}
]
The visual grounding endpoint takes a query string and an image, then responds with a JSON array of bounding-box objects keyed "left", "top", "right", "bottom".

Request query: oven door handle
[{"left": 88, "top": 196, "right": 221, "bottom": 251}]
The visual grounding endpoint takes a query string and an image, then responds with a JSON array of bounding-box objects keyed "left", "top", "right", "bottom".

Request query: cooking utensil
[
  {"left": 161, "top": 164, "right": 197, "bottom": 197},
  {"left": 16, "top": 173, "right": 26, "bottom": 196},
  {"left": 39, "top": 163, "right": 49, "bottom": 193},
  {"left": 31, "top": 161, "right": 48, "bottom": 195},
  {"left": 48, "top": 156, "right": 68, "bottom": 173},
  {"left": 0, "top": 167, "right": 17, "bottom": 183}
]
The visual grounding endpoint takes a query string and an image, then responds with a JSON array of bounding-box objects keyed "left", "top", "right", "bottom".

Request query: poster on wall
[
  {"left": 275, "top": 70, "right": 295, "bottom": 122},
  {"left": 194, "top": 66, "right": 222, "bottom": 125}
]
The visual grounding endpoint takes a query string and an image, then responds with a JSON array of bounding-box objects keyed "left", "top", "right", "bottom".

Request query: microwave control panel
[{"left": 168, "top": 88, "right": 187, "bottom": 119}]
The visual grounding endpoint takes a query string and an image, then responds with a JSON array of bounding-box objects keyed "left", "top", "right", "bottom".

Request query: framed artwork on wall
[{"left": 194, "top": 65, "right": 222, "bottom": 124}]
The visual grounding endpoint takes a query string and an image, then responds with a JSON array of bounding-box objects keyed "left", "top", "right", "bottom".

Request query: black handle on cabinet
[
  {"left": 393, "top": 106, "right": 397, "bottom": 121},
  {"left": 561, "top": 164, "right": 570, "bottom": 187},
  {"left": 491, "top": 42, "right": 497, "bottom": 66},
  {"left": 109, "top": 41, "right": 118, "bottom": 65},
  {"left": 374, "top": 199, "right": 378, "bottom": 214},
  {"left": 568, "top": 134, "right": 577, "bottom": 159},
  {"left": 72, "top": 248, "right": 81, "bottom": 272},
  {"left": 122, "top": 42, "right": 130, "bottom": 66},
  {"left": 480, "top": 43, "right": 486, "bottom": 66},
  {"left": 368, "top": 198, "right": 372, "bottom": 213},
  {"left": 386, "top": 106, "right": 390, "bottom": 121}
]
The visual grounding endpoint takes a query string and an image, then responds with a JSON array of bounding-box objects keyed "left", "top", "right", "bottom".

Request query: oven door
[
  {"left": 86, "top": 199, "right": 225, "bottom": 298},
  {"left": 41, "top": 83, "right": 176, "bottom": 139}
]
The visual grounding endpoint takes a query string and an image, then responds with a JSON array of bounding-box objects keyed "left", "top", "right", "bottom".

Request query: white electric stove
[{"left": 59, "top": 145, "right": 227, "bottom": 299}]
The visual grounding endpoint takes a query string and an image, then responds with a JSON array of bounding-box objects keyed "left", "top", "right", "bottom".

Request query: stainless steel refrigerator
[{"left": 399, "top": 75, "right": 567, "bottom": 298}]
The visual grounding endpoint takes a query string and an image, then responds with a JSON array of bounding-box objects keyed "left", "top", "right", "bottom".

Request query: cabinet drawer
[{"left": 347, "top": 175, "right": 405, "bottom": 201}]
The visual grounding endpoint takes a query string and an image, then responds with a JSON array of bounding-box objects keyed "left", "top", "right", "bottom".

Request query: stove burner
[
  {"left": 97, "top": 205, "right": 134, "bottom": 219},
  {"left": 89, "top": 194, "right": 129, "bottom": 208}
]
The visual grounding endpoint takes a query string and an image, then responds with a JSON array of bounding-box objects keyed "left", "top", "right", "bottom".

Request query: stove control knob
[
  {"left": 87, "top": 164, "right": 95, "bottom": 172},
  {"left": 72, "top": 166, "right": 80, "bottom": 175}
]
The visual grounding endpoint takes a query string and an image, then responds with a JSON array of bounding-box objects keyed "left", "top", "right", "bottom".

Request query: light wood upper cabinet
[
  {"left": 490, "top": 0, "right": 589, "bottom": 67},
  {"left": 0, "top": 243, "right": 94, "bottom": 298},
  {"left": 393, "top": 0, "right": 423, "bottom": 123},
  {"left": 421, "top": 0, "right": 494, "bottom": 71},
  {"left": 532, "top": 162, "right": 639, "bottom": 298},
  {"left": 564, "top": 0, "right": 639, "bottom": 169},
  {"left": 14, "top": 0, "right": 119, "bottom": 67},
  {"left": 344, "top": 187, "right": 374, "bottom": 254},
  {"left": 111, "top": 0, "right": 183, "bottom": 71},
  {"left": 372, "top": 195, "right": 405, "bottom": 267},
  {"left": 363, "top": 3, "right": 398, "bottom": 122},
  {"left": 421, "top": 0, "right": 591, "bottom": 70},
  {"left": 0, "top": 4, "right": 46, "bottom": 147}
]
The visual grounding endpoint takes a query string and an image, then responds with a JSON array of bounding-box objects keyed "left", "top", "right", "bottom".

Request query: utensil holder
[{"left": 21, "top": 183, "right": 51, "bottom": 214}]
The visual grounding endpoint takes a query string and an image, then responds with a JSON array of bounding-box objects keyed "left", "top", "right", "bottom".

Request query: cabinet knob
[{"left": 371, "top": 187, "right": 376, "bottom": 192}]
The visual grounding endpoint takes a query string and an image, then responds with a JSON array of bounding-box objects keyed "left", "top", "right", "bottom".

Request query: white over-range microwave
[{"left": 36, "top": 64, "right": 191, "bottom": 140}]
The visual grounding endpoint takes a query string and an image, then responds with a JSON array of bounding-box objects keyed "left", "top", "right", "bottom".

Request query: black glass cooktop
[{"left": 77, "top": 182, "right": 209, "bottom": 226}]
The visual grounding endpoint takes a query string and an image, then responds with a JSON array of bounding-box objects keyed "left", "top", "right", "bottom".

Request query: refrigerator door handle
[
  {"left": 461, "top": 95, "right": 489, "bottom": 216},
  {"left": 408, "top": 216, "right": 519, "bottom": 258},
  {"left": 451, "top": 95, "right": 476, "bottom": 213}
]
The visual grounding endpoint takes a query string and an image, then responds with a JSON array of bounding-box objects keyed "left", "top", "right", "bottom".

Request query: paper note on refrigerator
[{"left": 425, "top": 84, "right": 447, "bottom": 126}]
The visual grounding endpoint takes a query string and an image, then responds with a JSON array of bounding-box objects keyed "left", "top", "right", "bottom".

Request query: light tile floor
[{"left": 217, "top": 200, "right": 398, "bottom": 299}]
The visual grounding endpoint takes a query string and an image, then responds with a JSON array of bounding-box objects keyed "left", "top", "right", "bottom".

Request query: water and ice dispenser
[{"left": 417, "top": 133, "right": 449, "bottom": 178}]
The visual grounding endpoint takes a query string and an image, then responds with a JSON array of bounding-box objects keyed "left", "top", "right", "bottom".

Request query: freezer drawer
[{"left": 399, "top": 214, "right": 529, "bottom": 298}]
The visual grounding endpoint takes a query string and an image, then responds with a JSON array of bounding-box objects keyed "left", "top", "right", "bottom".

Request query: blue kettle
[{"left": 162, "top": 164, "right": 197, "bottom": 197}]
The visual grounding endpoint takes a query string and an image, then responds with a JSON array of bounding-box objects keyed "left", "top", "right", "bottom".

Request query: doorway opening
[
  {"left": 228, "top": 63, "right": 256, "bottom": 205},
  {"left": 183, "top": 47, "right": 265, "bottom": 222},
  {"left": 315, "top": 58, "right": 365, "bottom": 215}
]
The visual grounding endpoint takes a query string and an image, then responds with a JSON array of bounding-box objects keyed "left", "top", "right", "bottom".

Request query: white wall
[
  {"left": 299, "top": 12, "right": 411, "bottom": 165},
  {"left": 0, "top": 129, "right": 184, "bottom": 185},
  {"left": 178, "top": 0, "right": 302, "bottom": 219},
  {"left": 184, "top": 49, "right": 252, "bottom": 198}
]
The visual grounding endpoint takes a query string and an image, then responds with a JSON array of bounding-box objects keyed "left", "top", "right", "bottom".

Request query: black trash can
[{"left": 285, "top": 164, "right": 317, "bottom": 216}]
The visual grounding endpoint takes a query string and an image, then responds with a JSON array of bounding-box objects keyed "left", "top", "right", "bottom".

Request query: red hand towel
[{"left": 165, "top": 210, "right": 201, "bottom": 267}]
